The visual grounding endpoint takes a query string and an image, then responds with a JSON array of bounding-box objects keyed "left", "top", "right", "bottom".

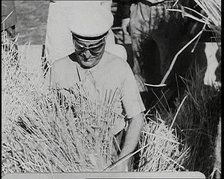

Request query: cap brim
[{"left": 72, "top": 31, "right": 108, "bottom": 41}]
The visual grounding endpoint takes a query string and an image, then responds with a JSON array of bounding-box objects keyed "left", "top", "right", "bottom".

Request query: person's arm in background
[{"left": 119, "top": 0, "right": 133, "bottom": 34}]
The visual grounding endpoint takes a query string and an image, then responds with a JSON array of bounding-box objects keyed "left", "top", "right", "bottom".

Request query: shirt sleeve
[{"left": 121, "top": 62, "right": 145, "bottom": 119}]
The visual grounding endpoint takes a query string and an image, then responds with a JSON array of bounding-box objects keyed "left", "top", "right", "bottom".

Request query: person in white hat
[
  {"left": 45, "top": 1, "right": 127, "bottom": 64},
  {"left": 47, "top": 5, "right": 145, "bottom": 171}
]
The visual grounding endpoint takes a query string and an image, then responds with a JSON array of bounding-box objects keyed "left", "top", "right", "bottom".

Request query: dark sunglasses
[
  {"left": 72, "top": 32, "right": 107, "bottom": 56},
  {"left": 74, "top": 39, "right": 106, "bottom": 56}
]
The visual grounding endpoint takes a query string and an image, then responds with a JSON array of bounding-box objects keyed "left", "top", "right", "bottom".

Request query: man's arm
[
  {"left": 113, "top": 112, "right": 144, "bottom": 171},
  {"left": 109, "top": 60, "right": 145, "bottom": 171}
]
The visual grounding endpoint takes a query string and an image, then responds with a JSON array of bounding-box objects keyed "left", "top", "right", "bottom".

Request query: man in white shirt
[{"left": 47, "top": 5, "right": 145, "bottom": 171}]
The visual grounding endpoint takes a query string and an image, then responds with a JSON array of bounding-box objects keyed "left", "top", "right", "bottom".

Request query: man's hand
[
  {"left": 105, "top": 113, "right": 144, "bottom": 172},
  {"left": 121, "top": 18, "right": 130, "bottom": 35}
]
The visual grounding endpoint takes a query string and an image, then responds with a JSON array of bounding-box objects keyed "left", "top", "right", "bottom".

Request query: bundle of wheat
[
  {"left": 2, "top": 88, "right": 122, "bottom": 173},
  {"left": 137, "top": 111, "right": 189, "bottom": 172}
]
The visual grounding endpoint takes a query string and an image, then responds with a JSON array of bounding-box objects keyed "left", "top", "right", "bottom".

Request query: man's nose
[{"left": 83, "top": 49, "right": 92, "bottom": 58}]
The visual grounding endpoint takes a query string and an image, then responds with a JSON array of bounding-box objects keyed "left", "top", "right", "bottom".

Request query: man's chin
[
  {"left": 77, "top": 56, "right": 101, "bottom": 68},
  {"left": 80, "top": 61, "right": 97, "bottom": 69}
]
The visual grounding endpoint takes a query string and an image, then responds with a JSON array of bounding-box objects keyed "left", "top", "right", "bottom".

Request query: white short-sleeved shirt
[{"left": 49, "top": 52, "right": 145, "bottom": 134}]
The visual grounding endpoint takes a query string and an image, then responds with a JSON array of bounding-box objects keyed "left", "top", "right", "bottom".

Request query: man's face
[{"left": 73, "top": 36, "right": 106, "bottom": 68}]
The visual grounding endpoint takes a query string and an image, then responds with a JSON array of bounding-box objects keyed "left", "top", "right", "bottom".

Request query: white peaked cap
[{"left": 68, "top": 4, "right": 114, "bottom": 38}]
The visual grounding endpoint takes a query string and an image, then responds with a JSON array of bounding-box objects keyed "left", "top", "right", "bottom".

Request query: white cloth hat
[{"left": 68, "top": 4, "right": 114, "bottom": 38}]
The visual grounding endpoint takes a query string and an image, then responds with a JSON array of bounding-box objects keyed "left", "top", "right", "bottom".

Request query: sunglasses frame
[{"left": 73, "top": 34, "right": 107, "bottom": 56}]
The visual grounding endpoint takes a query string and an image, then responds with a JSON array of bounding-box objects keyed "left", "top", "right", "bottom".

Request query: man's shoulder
[
  {"left": 102, "top": 52, "right": 132, "bottom": 77},
  {"left": 52, "top": 56, "right": 75, "bottom": 71},
  {"left": 52, "top": 56, "right": 69, "bottom": 65},
  {"left": 104, "top": 51, "right": 128, "bottom": 68}
]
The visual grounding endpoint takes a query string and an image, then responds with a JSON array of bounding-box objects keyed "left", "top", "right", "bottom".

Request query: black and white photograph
[{"left": 2, "top": 0, "right": 221, "bottom": 179}]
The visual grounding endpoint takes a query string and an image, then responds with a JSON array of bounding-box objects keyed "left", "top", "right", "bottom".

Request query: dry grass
[
  {"left": 147, "top": 63, "right": 221, "bottom": 178},
  {"left": 137, "top": 112, "right": 190, "bottom": 172},
  {"left": 172, "top": 0, "right": 221, "bottom": 41},
  {"left": 2, "top": 86, "right": 120, "bottom": 174},
  {"left": 168, "top": 64, "right": 221, "bottom": 178},
  {"left": 193, "top": 0, "right": 221, "bottom": 38}
]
